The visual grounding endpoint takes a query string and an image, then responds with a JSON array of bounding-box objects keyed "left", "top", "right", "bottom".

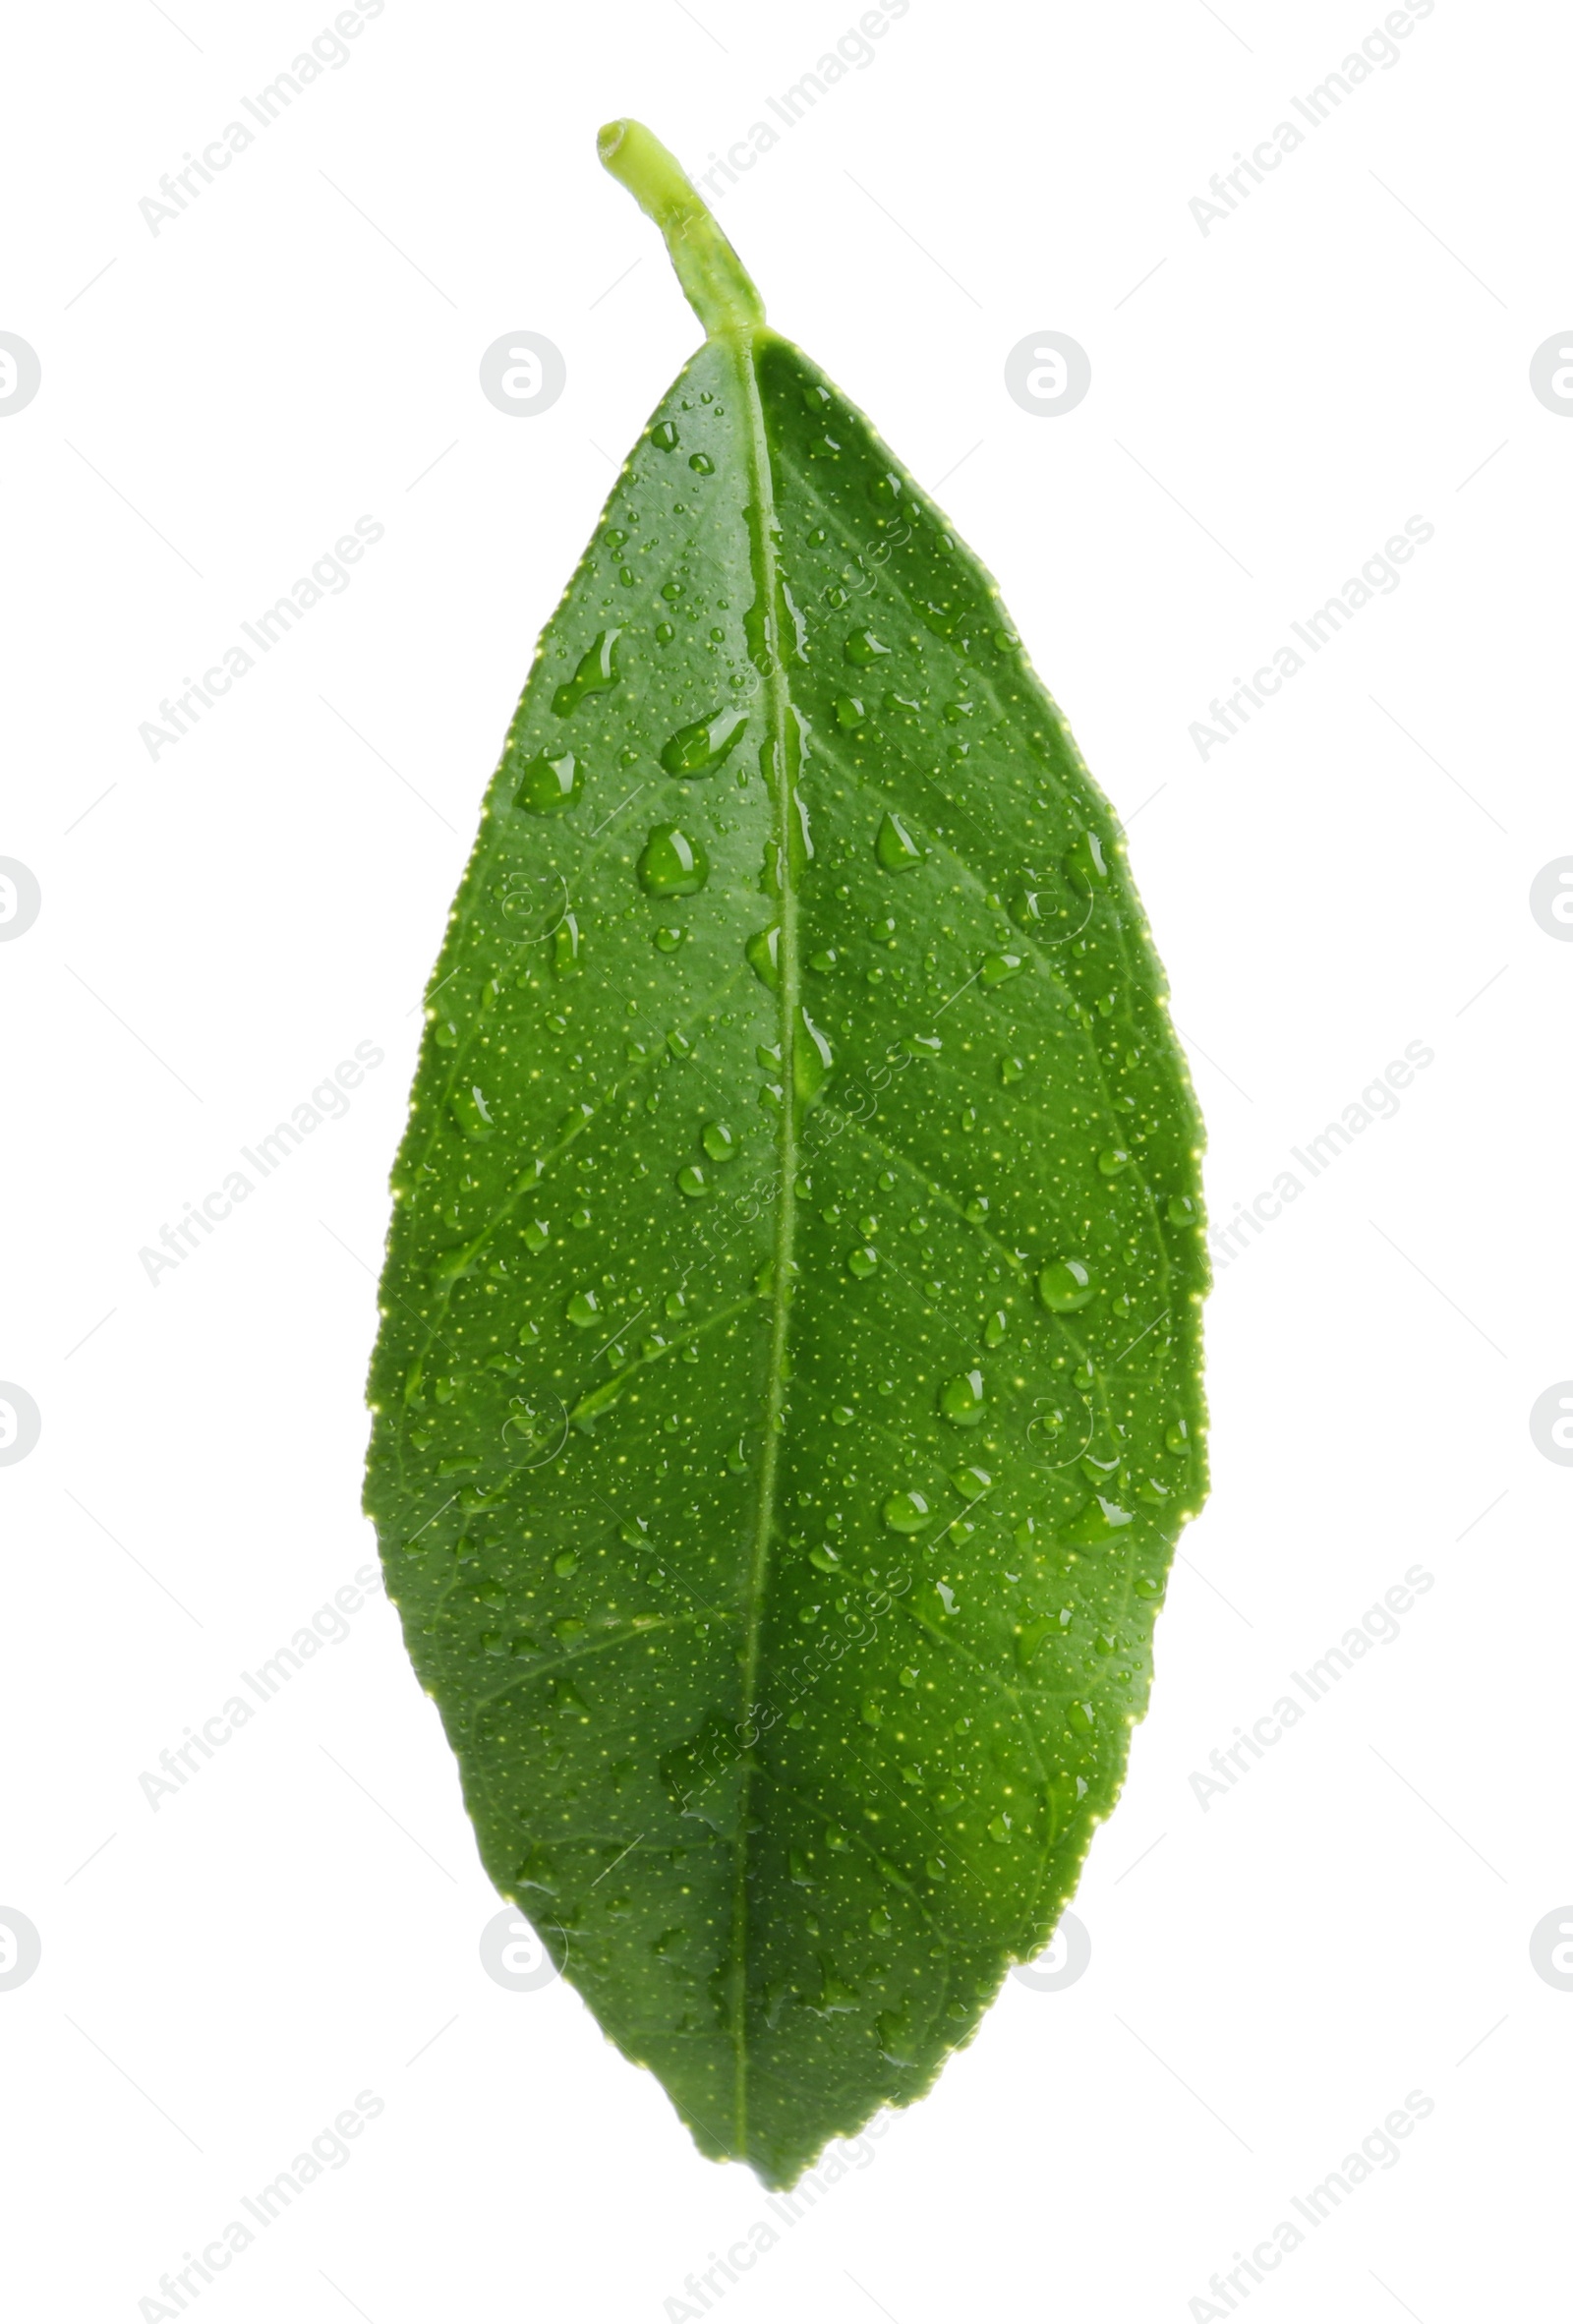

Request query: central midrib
[{"left": 728, "top": 323, "right": 797, "bottom": 2161}]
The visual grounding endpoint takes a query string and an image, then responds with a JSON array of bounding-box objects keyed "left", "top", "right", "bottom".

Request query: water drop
[
  {"left": 795, "top": 1010, "right": 833, "bottom": 1101},
  {"left": 745, "top": 925, "right": 781, "bottom": 990},
  {"left": 1066, "top": 1700, "right": 1096, "bottom": 1734},
  {"left": 675, "top": 1164, "right": 710, "bottom": 1199},
  {"left": 566, "top": 1290, "right": 600, "bottom": 1327},
  {"left": 553, "top": 1550, "right": 578, "bottom": 1577},
  {"left": 1165, "top": 1419, "right": 1190, "bottom": 1453},
  {"left": 832, "top": 1404, "right": 854, "bottom": 1425},
  {"left": 847, "top": 1246, "right": 878, "bottom": 1279},
  {"left": 451, "top": 1084, "right": 495, "bottom": 1139},
  {"left": 1067, "top": 830, "right": 1111, "bottom": 892},
  {"left": 883, "top": 1490, "right": 930, "bottom": 1534},
  {"left": 940, "top": 1369, "right": 985, "bottom": 1426},
  {"left": 513, "top": 749, "right": 582, "bottom": 815},
  {"left": 1060, "top": 1494, "right": 1134, "bottom": 1546},
  {"left": 651, "top": 421, "right": 678, "bottom": 451},
  {"left": 661, "top": 707, "right": 749, "bottom": 778},
  {"left": 845, "top": 628, "right": 890, "bottom": 666},
  {"left": 1000, "top": 1055, "right": 1026, "bottom": 1085},
  {"left": 984, "top": 1309, "right": 1007, "bottom": 1347},
  {"left": 702, "top": 1120, "right": 736, "bottom": 1161},
  {"left": 950, "top": 1464, "right": 990, "bottom": 1499},
  {"left": 638, "top": 825, "right": 710, "bottom": 896},
  {"left": 553, "top": 914, "right": 582, "bottom": 974},
  {"left": 553, "top": 628, "right": 622, "bottom": 718},
  {"left": 876, "top": 811, "right": 923, "bottom": 872},
  {"left": 981, "top": 952, "right": 1024, "bottom": 986},
  {"left": 653, "top": 924, "right": 684, "bottom": 954},
  {"left": 688, "top": 451, "right": 714, "bottom": 474},
  {"left": 1039, "top": 1257, "right": 1095, "bottom": 1312},
  {"left": 1167, "top": 1193, "right": 1197, "bottom": 1225},
  {"left": 1098, "top": 1148, "right": 1132, "bottom": 1176}
]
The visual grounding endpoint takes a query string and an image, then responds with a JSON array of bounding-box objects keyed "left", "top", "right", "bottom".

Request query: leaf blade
[{"left": 365, "top": 131, "right": 1207, "bottom": 2187}]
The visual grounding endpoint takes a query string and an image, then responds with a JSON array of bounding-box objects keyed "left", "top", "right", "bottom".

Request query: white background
[{"left": 3, "top": 2, "right": 1570, "bottom": 2318}]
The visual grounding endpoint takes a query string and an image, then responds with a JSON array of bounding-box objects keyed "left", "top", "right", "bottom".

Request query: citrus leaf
[{"left": 364, "top": 120, "right": 1208, "bottom": 2187}]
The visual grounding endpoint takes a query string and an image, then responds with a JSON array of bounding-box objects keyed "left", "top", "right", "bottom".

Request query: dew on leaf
[
  {"left": 1067, "top": 830, "right": 1110, "bottom": 892},
  {"left": 451, "top": 1084, "right": 495, "bottom": 1139},
  {"left": 514, "top": 749, "right": 582, "bottom": 815},
  {"left": 795, "top": 1011, "right": 833, "bottom": 1101},
  {"left": 553, "top": 628, "right": 621, "bottom": 717},
  {"left": 745, "top": 925, "right": 781, "bottom": 990},
  {"left": 661, "top": 706, "right": 748, "bottom": 777},
  {"left": 638, "top": 825, "right": 710, "bottom": 895},
  {"left": 1039, "top": 1257, "right": 1096, "bottom": 1312},
  {"left": 876, "top": 812, "right": 923, "bottom": 872},
  {"left": 939, "top": 1370, "right": 985, "bottom": 1426}
]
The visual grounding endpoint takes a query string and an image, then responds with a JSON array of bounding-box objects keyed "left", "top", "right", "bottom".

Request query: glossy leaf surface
[{"left": 365, "top": 122, "right": 1208, "bottom": 2187}]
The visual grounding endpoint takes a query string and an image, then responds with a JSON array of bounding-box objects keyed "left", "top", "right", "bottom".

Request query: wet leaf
[{"left": 365, "top": 120, "right": 1208, "bottom": 2187}]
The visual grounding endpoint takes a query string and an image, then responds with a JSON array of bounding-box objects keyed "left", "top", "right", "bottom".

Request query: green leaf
[{"left": 364, "top": 119, "right": 1208, "bottom": 2187}]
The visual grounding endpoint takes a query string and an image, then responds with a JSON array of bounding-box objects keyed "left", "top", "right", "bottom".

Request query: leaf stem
[{"left": 597, "top": 118, "right": 765, "bottom": 337}]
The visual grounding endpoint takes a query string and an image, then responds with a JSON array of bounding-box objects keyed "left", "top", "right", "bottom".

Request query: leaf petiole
[{"left": 598, "top": 116, "right": 766, "bottom": 337}]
